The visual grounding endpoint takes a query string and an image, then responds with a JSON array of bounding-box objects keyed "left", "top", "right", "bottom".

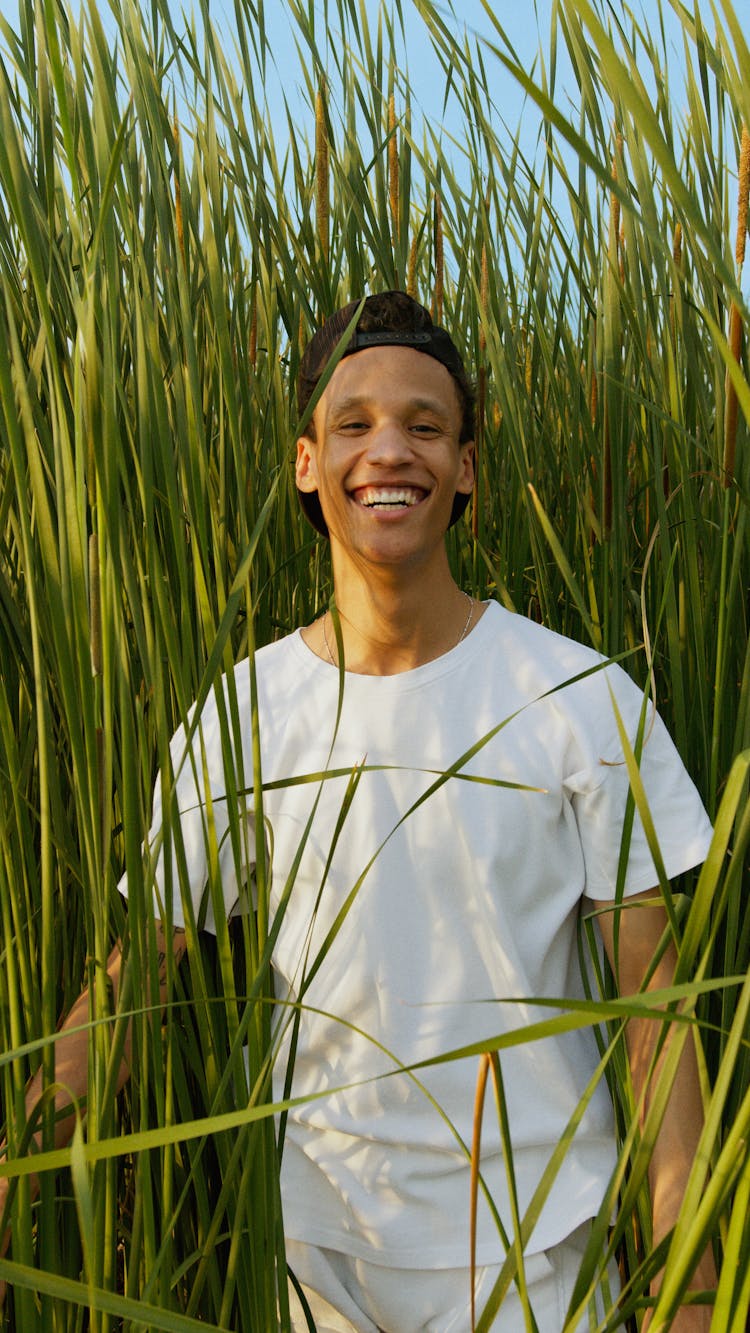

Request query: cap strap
[{"left": 351, "top": 330, "right": 432, "bottom": 348}]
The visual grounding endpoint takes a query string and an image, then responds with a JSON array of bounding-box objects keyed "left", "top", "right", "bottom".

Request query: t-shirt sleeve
[
  {"left": 118, "top": 694, "right": 257, "bottom": 935},
  {"left": 560, "top": 661, "right": 713, "bottom": 901}
]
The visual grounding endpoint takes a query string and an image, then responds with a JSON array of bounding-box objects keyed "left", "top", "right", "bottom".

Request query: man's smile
[{"left": 350, "top": 485, "right": 429, "bottom": 511}]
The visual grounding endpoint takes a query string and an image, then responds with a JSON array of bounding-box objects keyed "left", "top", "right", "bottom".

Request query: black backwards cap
[{"left": 296, "top": 291, "right": 475, "bottom": 537}]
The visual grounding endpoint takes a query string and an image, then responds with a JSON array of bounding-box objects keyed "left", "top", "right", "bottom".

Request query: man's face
[{"left": 295, "top": 345, "right": 474, "bottom": 571}]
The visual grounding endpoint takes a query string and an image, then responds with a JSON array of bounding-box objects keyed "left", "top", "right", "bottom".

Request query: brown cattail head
[
  {"left": 609, "top": 131, "right": 624, "bottom": 259},
  {"left": 588, "top": 317, "right": 598, "bottom": 425},
  {"left": 524, "top": 329, "right": 533, "bottom": 397},
  {"left": 315, "top": 81, "right": 329, "bottom": 262},
  {"left": 610, "top": 188, "right": 620, "bottom": 250},
  {"left": 736, "top": 125, "right": 749, "bottom": 269},
  {"left": 406, "top": 231, "right": 419, "bottom": 298}
]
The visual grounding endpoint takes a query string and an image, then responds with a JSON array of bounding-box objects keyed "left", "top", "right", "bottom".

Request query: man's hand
[
  {"left": 0, "top": 923, "right": 186, "bottom": 1314},
  {"left": 642, "top": 1243, "right": 716, "bottom": 1331},
  {"left": 594, "top": 888, "right": 718, "bottom": 1328},
  {"left": 643, "top": 1294, "right": 714, "bottom": 1331}
]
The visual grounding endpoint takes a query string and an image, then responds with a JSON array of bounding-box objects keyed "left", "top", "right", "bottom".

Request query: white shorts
[{"left": 286, "top": 1223, "right": 620, "bottom": 1332}]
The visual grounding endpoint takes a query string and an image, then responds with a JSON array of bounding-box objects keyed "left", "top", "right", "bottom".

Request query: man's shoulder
[
  {"left": 487, "top": 603, "right": 606, "bottom": 677},
  {"left": 482, "top": 604, "right": 644, "bottom": 732},
  {"left": 187, "top": 631, "right": 305, "bottom": 727},
  {"left": 230, "top": 628, "right": 307, "bottom": 697},
  {"left": 253, "top": 627, "right": 303, "bottom": 667}
]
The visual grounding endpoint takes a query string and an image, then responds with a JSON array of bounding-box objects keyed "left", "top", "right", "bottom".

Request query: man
[{"left": 1, "top": 293, "right": 716, "bottom": 1330}]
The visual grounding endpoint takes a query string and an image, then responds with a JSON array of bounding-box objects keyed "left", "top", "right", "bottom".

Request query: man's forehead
[
  {"left": 318, "top": 346, "right": 462, "bottom": 415},
  {"left": 326, "top": 389, "right": 454, "bottom": 414}
]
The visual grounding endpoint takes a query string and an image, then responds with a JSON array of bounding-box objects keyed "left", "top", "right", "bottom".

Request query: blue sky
[
  {"left": 0, "top": 1, "right": 571, "bottom": 154},
  {"left": 1, "top": 0, "right": 748, "bottom": 261},
  {"left": 204, "top": 1, "right": 746, "bottom": 146},
  {"left": 194, "top": 1, "right": 747, "bottom": 256},
  {"left": 1, "top": 1, "right": 747, "bottom": 156},
  {"left": 204, "top": 2, "right": 647, "bottom": 156}
]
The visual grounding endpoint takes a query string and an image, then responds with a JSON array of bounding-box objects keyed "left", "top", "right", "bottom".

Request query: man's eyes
[{"left": 334, "top": 419, "right": 444, "bottom": 436}]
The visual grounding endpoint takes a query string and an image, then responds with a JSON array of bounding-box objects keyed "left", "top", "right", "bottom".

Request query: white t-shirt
[{"left": 129, "top": 602, "right": 713, "bottom": 1267}]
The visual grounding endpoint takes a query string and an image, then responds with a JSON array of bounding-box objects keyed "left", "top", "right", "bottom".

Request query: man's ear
[
  {"left": 456, "top": 440, "right": 475, "bottom": 494},
  {"left": 295, "top": 435, "right": 319, "bottom": 493}
]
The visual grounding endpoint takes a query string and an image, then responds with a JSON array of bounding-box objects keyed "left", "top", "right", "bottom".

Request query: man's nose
[{"left": 366, "top": 421, "right": 413, "bottom": 462}]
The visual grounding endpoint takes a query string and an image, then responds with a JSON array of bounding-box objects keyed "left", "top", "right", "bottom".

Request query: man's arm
[
  {"left": 0, "top": 923, "right": 187, "bottom": 1300},
  {"left": 594, "top": 887, "right": 717, "bottom": 1331}
]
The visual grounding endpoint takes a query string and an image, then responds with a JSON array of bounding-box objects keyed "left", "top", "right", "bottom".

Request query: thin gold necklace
[{"left": 322, "top": 592, "right": 475, "bottom": 667}]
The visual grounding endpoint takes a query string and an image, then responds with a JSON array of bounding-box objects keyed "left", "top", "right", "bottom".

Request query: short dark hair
[{"left": 296, "top": 291, "right": 475, "bottom": 536}]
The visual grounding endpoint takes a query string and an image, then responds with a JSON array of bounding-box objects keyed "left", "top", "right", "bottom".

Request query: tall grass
[{"left": 0, "top": 0, "right": 748, "bottom": 1328}]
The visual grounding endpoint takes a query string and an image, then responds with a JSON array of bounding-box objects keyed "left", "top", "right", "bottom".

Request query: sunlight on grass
[{"left": 0, "top": 0, "right": 748, "bottom": 1327}]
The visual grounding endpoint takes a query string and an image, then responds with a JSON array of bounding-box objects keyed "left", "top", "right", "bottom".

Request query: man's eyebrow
[
  {"left": 327, "top": 394, "right": 451, "bottom": 419},
  {"left": 408, "top": 396, "right": 452, "bottom": 418},
  {"left": 327, "top": 395, "right": 370, "bottom": 418}
]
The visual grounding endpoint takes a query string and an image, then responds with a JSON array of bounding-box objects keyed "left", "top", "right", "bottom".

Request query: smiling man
[
  {"left": 0, "top": 293, "right": 716, "bottom": 1331},
  {"left": 272, "top": 292, "right": 715, "bottom": 1329}
]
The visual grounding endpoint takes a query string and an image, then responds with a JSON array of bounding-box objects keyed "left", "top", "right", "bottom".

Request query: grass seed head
[
  {"left": 315, "top": 82, "right": 329, "bottom": 262},
  {"left": 407, "top": 231, "right": 419, "bottom": 296},
  {"left": 736, "top": 125, "right": 750, "bottom": 269},
  {"left": 609, "top": 131, "right": 624, "bottom": 255}
]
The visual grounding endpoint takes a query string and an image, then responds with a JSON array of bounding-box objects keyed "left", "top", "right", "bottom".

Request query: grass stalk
[
  {"left": 0, "top": 0, "right": 747, "bottom": 1325},
  {"left": 723, "top": 123, "right": 750, "bottom": 485}
]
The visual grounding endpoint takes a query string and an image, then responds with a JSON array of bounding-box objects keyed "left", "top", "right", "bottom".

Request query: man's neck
[{"left": 310, "top": 550, "right": 480, "bottom": 676}]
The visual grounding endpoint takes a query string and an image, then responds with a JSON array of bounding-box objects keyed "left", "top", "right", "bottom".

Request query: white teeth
[{"left": 358, "top": 487, "right": 422, "bottom": 509}]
